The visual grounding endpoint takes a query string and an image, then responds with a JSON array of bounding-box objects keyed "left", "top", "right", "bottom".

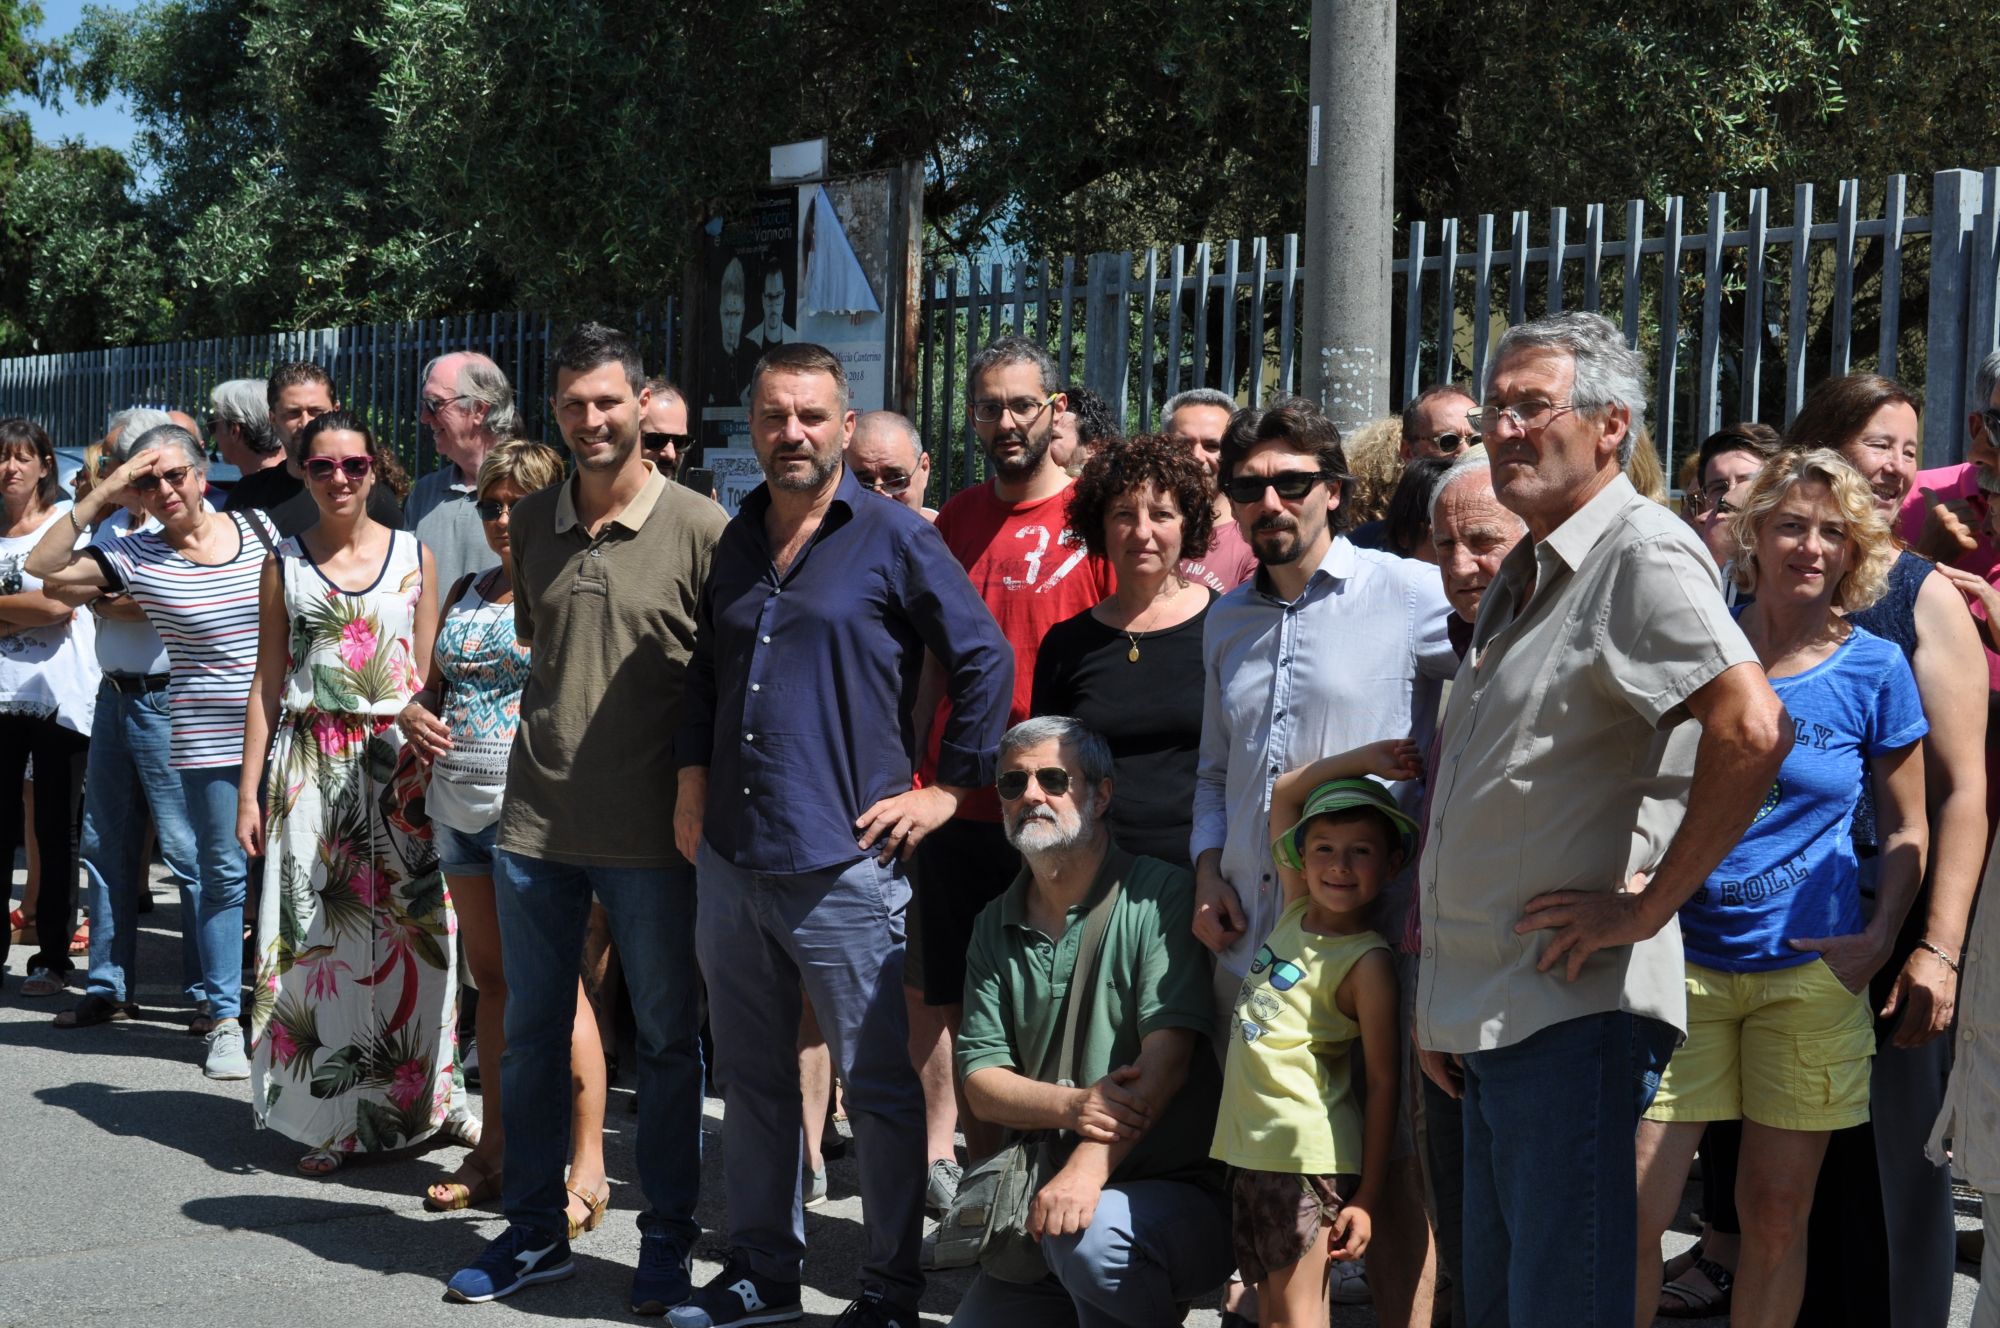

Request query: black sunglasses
[
  {"left": 475, "top": 496, "right": 521, "bottom": 522},
  {"left": 996, "top": 766, "right": 1072, "bottom": 800},
  {"left": 132, "top": 466, "right": 195, "bottom": 492},
  {"left": 1222, "top": 471, "right": 1333, "bottom": 504},
  {"left": 642, "top": 431, "right": 692, "bottom": 453}
]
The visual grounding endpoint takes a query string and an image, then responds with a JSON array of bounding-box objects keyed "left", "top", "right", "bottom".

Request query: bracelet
[
  {"left": 1915, "top": 939, "right": 1961, "bottom": 974},
  {"left": 68, "top": 507, "right": 86, "bottom": 537}
]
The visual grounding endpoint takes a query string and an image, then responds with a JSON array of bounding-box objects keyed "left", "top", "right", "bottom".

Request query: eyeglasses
[
  {"left": 131, "top": 466, "right": 195, "bottom": 492},
  {"left": 419, "top": 393, "right": 467, "bottom": 418},
  {"left": 1466, "top": 398, "right": 1578, "bottom": 437},
  {"left": 856, "top": 472, "right": 915, "bottom": 497},
  {"left": 1222, "top": 471, "right": 1332, "bottom": 504},
  {"left": 996, "top": 766, "right": 1072, "bottom": 800},
  {"left": 641, "top": 431, "right": 691, "bottom": 454},
  {"left": 970, "top": 393, "right": 1060, "bottom": 424},
  {"left": 474, "top": 496, "right": 520, "bottom": 522},
  {"left": 304, "top": 455, "right": 374, "bottom": 482},
  {"left": 1980, "top": 408, "right": 2000, "bottom": 437}
]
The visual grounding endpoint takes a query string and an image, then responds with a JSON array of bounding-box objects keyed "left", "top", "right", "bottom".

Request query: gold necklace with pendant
[{"left": 1120, "top": 578, "right": 1187, "bottom": 663}]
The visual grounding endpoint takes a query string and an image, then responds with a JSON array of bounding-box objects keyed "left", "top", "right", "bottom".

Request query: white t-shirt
[{"left": 0, "top": 504, "right": 100, "bottom": 735}]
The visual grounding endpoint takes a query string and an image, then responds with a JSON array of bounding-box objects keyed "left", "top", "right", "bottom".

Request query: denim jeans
[
  {"left": 1458, "top": 1010, "right": 1677, "bottom": 1328},
  {"left": 492, "top": 849, "right": 703, "bottom": 1245},
  {"left": 696, "top": 842, "right": 926, "bottom": 1305},
  {"left": 949, "top": 1179, "right": 1234, "bottom": 1328},
  {"left": 80, "top": 683, "right": 201, "bottom": 1004},
  {"left": 180, "top": 765, "right": 249, "bottom": 1021}
]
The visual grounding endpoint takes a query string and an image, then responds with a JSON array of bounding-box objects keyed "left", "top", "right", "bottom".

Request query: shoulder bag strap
[
  {"left": 1043, "top": 876, "right": 1125, "bottom": 1088},
  {"left": 241, "top": 509, "right": 278, "bottom": 558}
]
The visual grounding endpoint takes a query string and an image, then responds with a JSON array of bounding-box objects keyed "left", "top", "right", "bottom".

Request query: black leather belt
[{"left": 104, "top": 672, "right": 171, "bottom": 695}]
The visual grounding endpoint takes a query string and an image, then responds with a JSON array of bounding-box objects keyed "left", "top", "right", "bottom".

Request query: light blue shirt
[
  {"left": 1193, "top": 535, "right": 1456, "bottom": 976},
  {"left": 406, "top": 464, "right": 499, "bottom": 592}
]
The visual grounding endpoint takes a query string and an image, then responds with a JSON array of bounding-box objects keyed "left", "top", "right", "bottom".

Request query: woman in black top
[{"left": 1032, "top": 434, "right": 1217, "bottom": 868}]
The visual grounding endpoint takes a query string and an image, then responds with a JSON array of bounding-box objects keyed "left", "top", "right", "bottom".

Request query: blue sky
[{"left": 7, "top": 0, "right": 141, "bottom": 153}]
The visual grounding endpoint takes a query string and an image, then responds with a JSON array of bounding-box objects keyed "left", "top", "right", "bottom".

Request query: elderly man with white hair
[
  {"left": 1415, "top": 311, "right": 1789, "bottom": 1326},
  {"left": 408, "top": 351, "right": 517, "bottom": 588}
]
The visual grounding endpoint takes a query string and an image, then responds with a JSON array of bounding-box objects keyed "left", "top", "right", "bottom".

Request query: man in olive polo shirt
[
  {"left": 445, "top": 323, "right": 726, "bottom": 1314},
  {"left": 950, "top": 716, "right": 1230, "bottom": 1327},
  {"left": 1416, "top": 312, "right": 1787, "bottom": 1327}
]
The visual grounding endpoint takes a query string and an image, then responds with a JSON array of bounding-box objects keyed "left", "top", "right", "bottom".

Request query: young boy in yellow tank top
[{"left": 1211, "top": 738, "right": 1419, "bottom": 1327}]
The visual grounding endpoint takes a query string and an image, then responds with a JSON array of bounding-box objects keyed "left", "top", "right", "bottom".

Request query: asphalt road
[{"left": 1, "top": 866, "right": 1984, "bottom": 1326}]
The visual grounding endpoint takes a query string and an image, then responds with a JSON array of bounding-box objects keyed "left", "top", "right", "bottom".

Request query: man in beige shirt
[{"left": 1414, "top": 312, "right": 1788, "bottom": 1327}]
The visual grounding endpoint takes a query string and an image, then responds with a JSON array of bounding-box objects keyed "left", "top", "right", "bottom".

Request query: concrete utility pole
[{"left": 1301, "top": 0, "right": 1395, "bottom": 436}]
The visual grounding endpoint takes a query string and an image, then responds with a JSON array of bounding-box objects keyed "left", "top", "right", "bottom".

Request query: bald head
[{"left": 846, "top": 411, "right": 931, "bottom": 515}]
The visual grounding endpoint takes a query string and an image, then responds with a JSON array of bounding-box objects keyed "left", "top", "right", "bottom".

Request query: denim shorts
[{"left": 433, "top": 818, "right": 499, "bottom": 876}]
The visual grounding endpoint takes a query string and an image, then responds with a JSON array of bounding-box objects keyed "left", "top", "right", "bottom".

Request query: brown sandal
[
  {"left": 565, "top": 1181, "right": 609, "bottom": 1239},
  {"left": 425, "top": 1157, "right": 502, "bottom": 1212}
]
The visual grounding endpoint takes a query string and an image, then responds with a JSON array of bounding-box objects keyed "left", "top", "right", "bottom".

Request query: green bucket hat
[{"left": 1272, "top": 777, "right": 1419, "bottom": 870}]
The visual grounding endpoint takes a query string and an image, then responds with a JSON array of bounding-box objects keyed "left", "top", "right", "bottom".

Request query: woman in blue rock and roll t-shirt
[{"left": 1632, "top": 447, "right": 1929, "bottom": 1328}]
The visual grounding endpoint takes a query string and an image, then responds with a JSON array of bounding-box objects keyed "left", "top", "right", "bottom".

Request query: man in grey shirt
[
  {"left": 1415, "top": 312, "right": 1787, "bottom": 1327},
  {"left": 406, "top": 351, "right": 515, "bottom": 588}
]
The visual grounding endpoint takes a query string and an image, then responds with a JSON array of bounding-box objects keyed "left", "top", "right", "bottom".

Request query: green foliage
[{"left": 4, "top": 0, "right": 1999, "bottom": 352}]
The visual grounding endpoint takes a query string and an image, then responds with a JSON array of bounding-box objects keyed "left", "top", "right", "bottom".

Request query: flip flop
[{"left": 1658, "top": 1255, "right": 1734, "bottom": 1319}]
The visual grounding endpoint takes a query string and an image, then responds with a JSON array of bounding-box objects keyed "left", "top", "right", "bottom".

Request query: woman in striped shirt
[{"left": 27, "top": 421, "right": 276, "bottom": 1081}]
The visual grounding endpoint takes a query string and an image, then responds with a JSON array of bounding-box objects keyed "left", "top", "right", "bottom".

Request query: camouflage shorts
[{"left": 1228, "top": 1168, "right": 1357, "bottom": 1285}]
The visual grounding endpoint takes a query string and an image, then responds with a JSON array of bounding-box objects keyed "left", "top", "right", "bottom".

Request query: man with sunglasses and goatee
[{"left": 1190, "top": 397, "right": 1456, "bottom": 1327}]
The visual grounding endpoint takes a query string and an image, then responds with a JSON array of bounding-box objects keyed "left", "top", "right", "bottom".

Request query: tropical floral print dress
[{"left": 249, "top": 530, "right": 462, "bottom": 1156}]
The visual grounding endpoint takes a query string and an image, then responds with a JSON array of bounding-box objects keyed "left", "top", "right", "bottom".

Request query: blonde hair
[
  {"left": 1729, "top": 447, "right": 1895, "bottom": 612},
  {"left": 76, "top": 441, "right": 106, "bottom": 501},
  {"left": 475, "top": 438, "right": 565, "bottom": 500},
  {"left": 1342, "top": 417, "right": 1406, "bottom": 525},
  {"left": 1622, "top": 422, "right": 1669, "bottom": 504}
]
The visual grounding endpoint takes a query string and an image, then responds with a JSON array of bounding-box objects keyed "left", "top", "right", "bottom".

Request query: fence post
[
  {"left": 1083, "top": 252, "right": 1131, "bottom": 428},
  {"left": 1925, "top": 168, "right": 1983, "bottom": 466}
]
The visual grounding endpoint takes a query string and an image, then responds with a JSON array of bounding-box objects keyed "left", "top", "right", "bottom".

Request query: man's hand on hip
[
  {"left": 1516, "top": 872, "right": 1666, "bottom": 981},
  {"left": 855, "top": 783, "right": 962, "bottom": 864}
]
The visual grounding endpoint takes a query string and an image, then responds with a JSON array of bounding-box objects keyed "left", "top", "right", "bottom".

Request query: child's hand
[
  {"left": 1365, "top": 737, "right": 1423, "bottom": 783},
  {"left": 1330, "top": 1202, "right": 1372, "bottom": 1260}
]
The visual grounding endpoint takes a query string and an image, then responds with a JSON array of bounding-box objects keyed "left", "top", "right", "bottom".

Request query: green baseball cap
[{"left": 1272, "top": 777, "right": 1419, "bottom": 870}]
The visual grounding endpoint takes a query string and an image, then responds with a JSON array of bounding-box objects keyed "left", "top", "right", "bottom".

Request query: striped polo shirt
[{"left": 90, "top": 509, "right": 276, "bottom": 768}]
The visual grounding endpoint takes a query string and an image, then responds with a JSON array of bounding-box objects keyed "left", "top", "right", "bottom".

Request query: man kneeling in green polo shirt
[{"left": 949, "top": 716, "right": 1232, "bottom": 1326}]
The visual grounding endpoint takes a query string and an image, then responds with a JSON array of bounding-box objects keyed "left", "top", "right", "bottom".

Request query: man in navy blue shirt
[{"left": 673, "top": 343, "right": 1012, "bottom": 1328}]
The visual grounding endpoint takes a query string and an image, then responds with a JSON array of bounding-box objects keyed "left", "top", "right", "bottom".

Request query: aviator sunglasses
[{"left": 996, "top": 766, "right": 1072, "bottom": 800}]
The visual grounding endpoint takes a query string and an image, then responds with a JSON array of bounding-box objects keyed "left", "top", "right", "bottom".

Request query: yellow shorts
[{"left": 1645, "top": 958, "right": 1874, "bottom": 1132}]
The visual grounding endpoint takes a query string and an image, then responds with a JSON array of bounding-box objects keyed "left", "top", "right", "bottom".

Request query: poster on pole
[
  {"left": 692, "top": 168, "right": 913, "bottom": 514},
  {"left": 698, "top": 190, "right": 798, "bottom": 458}
]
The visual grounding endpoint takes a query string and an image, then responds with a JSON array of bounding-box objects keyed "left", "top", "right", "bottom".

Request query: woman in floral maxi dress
[{"left": 236, "top": 410, "right": 462, "bottom": 1175}]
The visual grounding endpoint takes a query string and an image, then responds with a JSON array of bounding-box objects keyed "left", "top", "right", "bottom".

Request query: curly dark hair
[{"left": 1066, "top": 432, "right": 1215, "bottom": 563}]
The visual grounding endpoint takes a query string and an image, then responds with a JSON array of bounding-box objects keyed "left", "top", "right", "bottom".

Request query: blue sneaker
[
  {"left": 443, "top": 1225, "right": 575, "bottom": 1303},
  {"left": 630, "top": 1229, "right": 695, "bottom": 1315}
]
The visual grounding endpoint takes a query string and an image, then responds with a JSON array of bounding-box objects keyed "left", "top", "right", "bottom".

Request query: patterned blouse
[{"left": 427, "top": 572, "right": 531, "bottom": 835}]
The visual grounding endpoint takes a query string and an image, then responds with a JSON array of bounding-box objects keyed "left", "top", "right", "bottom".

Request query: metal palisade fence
[
  {"left": 0, "top": 305, "right": 681, "bottom": 478},
  {"left": 916, "top": 166, "right": 2000, "bottom": 489},
  {"left": 8, "top": 168, "right": 2000, "bottom": 488}
]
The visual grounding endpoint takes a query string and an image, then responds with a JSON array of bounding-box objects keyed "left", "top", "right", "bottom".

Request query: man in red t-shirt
[{"left": 917, "top": 336, "right": 1115, "bottom": 1173}]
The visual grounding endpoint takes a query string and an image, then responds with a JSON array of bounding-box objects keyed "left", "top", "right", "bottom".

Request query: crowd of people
[{"left": 3, "top": 309, "right": 1998, "bottom": 1328}]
